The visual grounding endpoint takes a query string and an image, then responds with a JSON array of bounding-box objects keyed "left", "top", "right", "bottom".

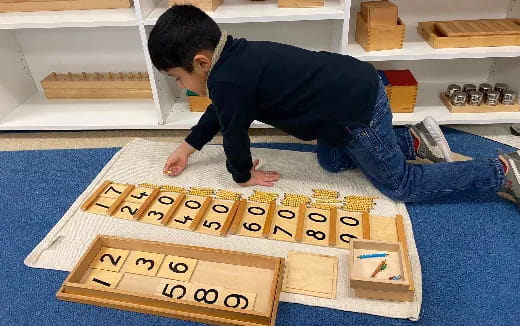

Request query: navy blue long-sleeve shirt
[{"left": 185, "top": 35, "right": 379, "bottom": 183}]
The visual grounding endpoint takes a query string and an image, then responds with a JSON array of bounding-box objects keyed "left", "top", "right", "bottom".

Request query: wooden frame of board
[{"left": 57, "top": 235, "right": 285, "bottom": 326}]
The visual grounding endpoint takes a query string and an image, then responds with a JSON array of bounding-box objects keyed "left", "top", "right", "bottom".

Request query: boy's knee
[
  {"left": 376, "top": 186, "right": 413, "bottom": 202},
  {"left": 317, "top": 152, "right": 343, "bottom": 173}
]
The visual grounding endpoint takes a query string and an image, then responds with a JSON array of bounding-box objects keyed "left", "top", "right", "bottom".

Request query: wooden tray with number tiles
[
  {"left": 81, "top": 180, "right": 406, "bottom": 250},
  {"left": 57, "top": 235, "right": 284, "bottom": 326}
]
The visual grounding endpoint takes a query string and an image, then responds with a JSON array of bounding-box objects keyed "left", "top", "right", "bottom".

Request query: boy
[{"left": 148, "top": 5, "right": 519, "bottom": 206}]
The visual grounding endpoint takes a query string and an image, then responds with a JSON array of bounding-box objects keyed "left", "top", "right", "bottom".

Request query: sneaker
[
  {"left": 498, "top": 151, "right": 520, "bottom": 206},
  {"left": 410, "top": 116, "right": 454, "bottom": 163}
]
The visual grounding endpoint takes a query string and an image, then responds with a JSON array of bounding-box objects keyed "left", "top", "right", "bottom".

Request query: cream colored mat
[{"left": 24, "top": 138, "right": 422, "bottom": 320}]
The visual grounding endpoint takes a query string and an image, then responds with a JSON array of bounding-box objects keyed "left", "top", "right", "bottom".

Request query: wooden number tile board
[{"left": 58, "top": 236, "right": 285, "bottom": 326}]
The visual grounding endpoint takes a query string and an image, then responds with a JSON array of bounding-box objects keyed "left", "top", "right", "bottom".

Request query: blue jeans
[{"left": 317, "top": 81, "right": 505, "bottom": 202}]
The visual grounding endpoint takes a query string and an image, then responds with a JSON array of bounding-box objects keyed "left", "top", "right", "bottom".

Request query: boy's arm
[
  {"left": 184, "top": 103, "right": 220, "bottom": 151},
  {"left": 212, "top": 82, "right": 256, "bottom": 183}
]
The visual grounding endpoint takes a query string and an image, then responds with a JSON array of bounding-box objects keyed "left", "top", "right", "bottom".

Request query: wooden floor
[{"left": 0, "top": 125, "right": 517, "bottom": 151}]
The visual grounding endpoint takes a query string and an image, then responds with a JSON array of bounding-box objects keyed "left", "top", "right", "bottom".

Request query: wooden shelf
[
  {"left": 392, "top": 84, "right": 520, "bottom": 125},
  {"left": 163, "top": 94, "right": 270, "bottom": 129},
  {"left": 346, "top": 31, "right": 520, "bottom": 61},
  {"left": 0, "top": 8, "right": 138, "bottom": 29},
  {"left": 144, "top": 0, "right": 344, "bottom": 24},
  {"left": 0, "top": 92, "right": 157, "bottom": 130}
]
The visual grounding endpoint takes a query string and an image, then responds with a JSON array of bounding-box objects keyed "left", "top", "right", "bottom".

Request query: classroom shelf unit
[{"left": 0, "top": 0, "right": 519, "bottom": 130}]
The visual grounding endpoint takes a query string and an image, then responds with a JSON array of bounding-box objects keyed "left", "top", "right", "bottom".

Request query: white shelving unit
[{"left": 0, "top": 0, "right": 519, "bottom": 130}]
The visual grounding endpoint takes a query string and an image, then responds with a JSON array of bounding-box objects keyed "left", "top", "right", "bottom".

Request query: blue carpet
[{"left": 1, "top": 129, "right": 518, "bottom": 326}]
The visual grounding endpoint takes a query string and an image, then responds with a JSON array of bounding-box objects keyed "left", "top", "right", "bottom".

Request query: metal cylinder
[
  {"left": 494, "top": 83, "right": 508, "bottom": 94},
  {"left": 502, "top": 90, "right": 517, "bottom": 105},
  {"left": 451, "top": 91, "right": 467, "bottom": 106},
  {"left": 469, "top": 91, "right": 484, "bottom": 106},
  {"left": 478, "top": 83, "right": 493, "bottom": 94},
  {"left": 446, "top": 84, "right": 462, "bottom": 98},
  {"left": 486, "top": 90, "right": 500, "bottom": 106},
  {"left": 463, "top": 83, "right": 477, "bottom": 94}
]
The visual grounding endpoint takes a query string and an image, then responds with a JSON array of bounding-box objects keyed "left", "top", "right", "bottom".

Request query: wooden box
[
  {"left": 349, "top": 239, "right": 414, "bottom": 302},
  {"left": 355, "top": 12, "right": 405, "bottom": 51},
  {"left": 188, "top": 95, "right": 213, "bottom": 112},
  {"left": 384, "top": 70, "right": 418, "bottom": 113},
  {"left": 41, "top": 72, "right": 153, "bottom": 100},
  {"left": 278, "top": 0, "right": 324, "bottom": 8},
  {"left": 377, "top": 70, "right": 392, "bottom": 102},
  {"left": 57, "top": 235, "right": 284, "bottom": 326},
  {"left": 0, "top": 0, "right": 132, "bottom": 13},
  {"left": 169, "top": 0, "right": 223, "bottom": 12},
  {"left": 439, "top": 92, "right": 520, "bottom": 113},
  {"left": 360, "top": 1, "right": 398, "bottom": 26},
  {"left": 417, "top": 18, "right": 520, "bottom": 49}
]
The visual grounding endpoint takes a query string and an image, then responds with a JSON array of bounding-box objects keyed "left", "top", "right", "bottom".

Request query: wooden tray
[
  {"left": 440, "top": 93, "right": 520, "bottom": 113},
  {"left": 0, "top": 0, "right": 132, "bottom": 13},
  {"left": 278, "top": 0, "right": 324, "bottom": 8},
  {"left": 349, "top": 239, "right": 414, "bottom": 301},
  {"left": 57, "top": 235, "right": 284, "bottom": 326},
  {"left": 436, "top": 19, "right": 520, "bottom": 37},
  {"left": 418, "top": 19, "right": 520, "bottom": 48},
  {"left": 41, "top": 72, "right": 152, "bottom": 100}
]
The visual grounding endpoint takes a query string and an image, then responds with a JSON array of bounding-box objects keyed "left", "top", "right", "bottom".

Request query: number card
[
  {"left": 196, "top": 199, "right": 239, "bottom": 236},
  {"left": 168, "top": 195, "right": 211, "bottom": 230},
  {"left": 220, "top": 289, "right": 257, "bottom": 311},
  {"left": 156, "top": 279, "right": 191, "bottom": 301},
  {"left": 83, "top": 269, "right": 123, "bottom": 289},
  {"left": 157, "top": 255, "right": 198, "bottom": 282},
  {"left": 112, "top": 201, "right": 142, "bottom": 220},
  {"left": 268, "top": 205, "right": 300, "bottom": 242},
  {"left": 90, "top": 247, "right": 130, "bottom": 272},
  {"left": 85, "top": 196, "right": 116, "bottom": 215},
  {"left": 99, "top": 183, "right": 131, "bottom": 199},
  {"left": 124, "top": 251, "right": 165, "bottom": 276},
  {"left": 334, "top": 211, "right": 365, "bottom": 249},
  {"left": 125, "top": 186, "right": 157, "bottom": 204},
  {"left": 139, "top": 191, "right": 183, "bottom": 225},
  {"left": 300, "top": 207, "right": 331, "bottom": 246},
  {"left": 234, "top": 201, "right": 272, "bottom": 238},
  {"left": 184, "top": 283, "right": 226, "bottom": 306}
]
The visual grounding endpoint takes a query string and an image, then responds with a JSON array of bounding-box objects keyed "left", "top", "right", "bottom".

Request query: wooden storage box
[
  {"left": 384, "top": 70, "right": 418, "bottom": 113},
  {"left": 355, "top": 12, "right": 405, "bottom": 51},
  {"left": 417, "top": 18, "right": 520, "bottom": 49},
  {"left": 0, "top": 0, "right": 132, "bottom": 13},
  {"left": 349, "top": 239, "right": 414, "bottom": 302},
  {"left": 188, "top": 94, "right": 213, "bottom": 112},
  {"left": 377, "top": 70, "right": 392, "bottom": 102},
  {"left": 57, "top": 235, "right": 284, "bottom": 326},
  {"left": 41, "top": 72, "right": 153, "bottom": 100},
  {"left": 278, "top": 0, "right": 324, "bottom": 8},
  {"left": 360, "top": 1, "right": 398, "bottom": 26},
  {"left": 169, "top": 0, "right": 223, "bottom": 12}
]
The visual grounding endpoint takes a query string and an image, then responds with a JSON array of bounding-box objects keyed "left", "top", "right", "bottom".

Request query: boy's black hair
[{"left": 148, "top": 5, "right": 222, "bottom": 72}]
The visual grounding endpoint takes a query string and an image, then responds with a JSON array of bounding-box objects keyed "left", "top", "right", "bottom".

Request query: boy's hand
[
  {"left": 239, "top": 160, "right": 280, "bottom": 187},
  {"left": 163, "top": 141, "right": 196, "bottom": 176}
]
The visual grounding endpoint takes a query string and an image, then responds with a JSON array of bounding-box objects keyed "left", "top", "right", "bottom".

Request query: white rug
[{"left": 24, "top": 138, "right": 422, "bottom": 321}]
